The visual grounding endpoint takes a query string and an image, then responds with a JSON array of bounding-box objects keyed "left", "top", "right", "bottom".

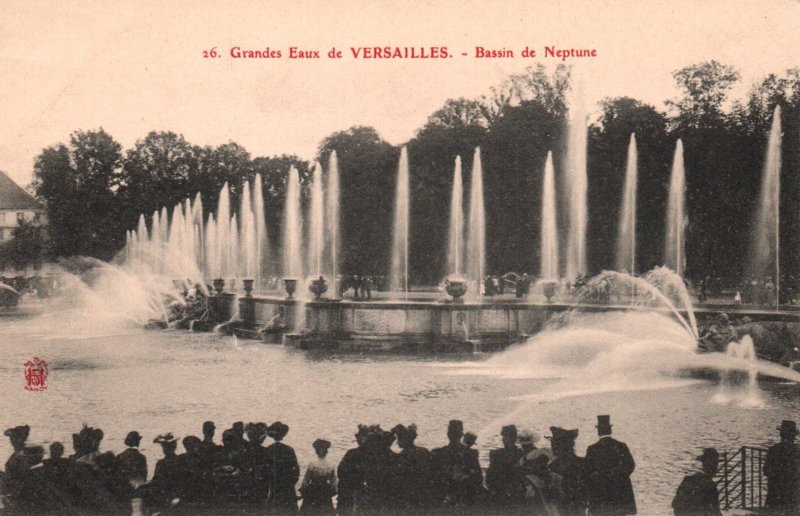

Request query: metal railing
[{"left": 715, "top": 445, "right": 767, "bottom": 510}]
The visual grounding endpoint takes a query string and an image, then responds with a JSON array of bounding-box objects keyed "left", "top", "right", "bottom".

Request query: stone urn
[
  {"left": 242, "top": 279, "right": 254, "bottom": 297},
  {"left": 283, "top": 278, "right": 297, "bottom": 299},
  {"left": 445, "top": 276, "right": 468, "bottom": 303},
  {"left": 542, "top": 280, "right": 557, "bottom": 303},
  {"left": 309, "top": 276, "right": 328, "bottom": 300},
  {"left": 212, "top": 278, "right": 225, "bottom": 294}
]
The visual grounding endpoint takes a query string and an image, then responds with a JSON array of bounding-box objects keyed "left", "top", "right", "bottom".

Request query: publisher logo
[{"left": 24, "top": 356, "right": 48, "bottom": 391}]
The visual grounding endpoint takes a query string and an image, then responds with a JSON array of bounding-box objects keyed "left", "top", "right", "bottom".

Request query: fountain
[
  {"left": 665, "top": 140, "right": 687, "bottom": 278},
  {"left": 616, "top": 134, "right": 637, "bottom": 275},
  {"left": 325, "top": 152, "right": 340, "bottom": 295},
  {"left": 540, "top": 151, "right": 559, "bottom": 280},
  {"left": 466, "top": 148, "right": 485, "bottom": 299},
  {"left": 283, "top": 167, "right": 304, "bottom": 285},
  {"left": 565, "top": 86, "right": 588, "bottom": 280},
  {"left": 714, "top": 335, "right": 761, "bottom": 407},
  {"left": 748, "top": 106, "right": 782, "bottom": 307},
  {"left": 447, "top": 156, "right": 465, "bottom": 278},
  {"left": 253, "top": 176, "right": 268, "bottom": 292},
  {"left": 390, "top": 147, "right": 410, "bottom": 296},
  {"left": 308, "top": 162, "right": 325, "bottom": 277}
]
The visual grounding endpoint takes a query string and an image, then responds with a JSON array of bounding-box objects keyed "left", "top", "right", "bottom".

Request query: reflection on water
[{"left": 1, "top": 311, "right": 800, "bottom": 514}]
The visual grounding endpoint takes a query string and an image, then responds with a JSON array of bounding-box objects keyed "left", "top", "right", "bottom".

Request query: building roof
[{"left": 0, "top": 170, "right": 43, "bottom": 210}]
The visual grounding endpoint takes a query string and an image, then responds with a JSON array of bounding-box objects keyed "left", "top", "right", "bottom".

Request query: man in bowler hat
[
  {"left": 764, "top": 419, "right": 800, "bottom": 511},
  {"left": 585, "top": 415, "right": 637, "bottom": 515},
  {"left": 671, "top": 448, "right": 721, "bottom": 515}
]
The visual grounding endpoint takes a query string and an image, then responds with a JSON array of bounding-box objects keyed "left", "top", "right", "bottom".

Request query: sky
[{"left": 1, "top": 0, "right": 799, "bottom": 186}]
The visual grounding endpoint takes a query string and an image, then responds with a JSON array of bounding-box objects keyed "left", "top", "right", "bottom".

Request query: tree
[
  {"left": 589, "top": 97, "right": 671, "bottom": 272},
  {"left": 0, "top": 220, "right": 46, "bottom": 271},
  {"left": 667, "top": 61, "right": 740, "bottom": 131},
  {"left": 32, "top": 129, "right": 124, "bottom": 259},
  {"left": 317, "top": 127, "right": 397, "bottom": 276},
  {"left": 119, "top": 131, "right": 198, "bottom": 225}
]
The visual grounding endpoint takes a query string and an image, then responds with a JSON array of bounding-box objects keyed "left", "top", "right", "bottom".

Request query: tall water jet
[
  {"left": 283, "top": 167, "right": 304, "bottom": 281},
  {"left": 566, "top": 86, "right": 588, "bottom": 280},
  {"left": 748, "top": 106, "right": 782, "bottom": 307},
  {"left": 215, "top": 183, "right": 231, "bottom": 279},
  {"left": 325, "top": 152, "right": 340, "bottom": 292},
  {"left": 253, "top": 174, "right": 267, "bottom": 291},
  {"left": 390, "top": 147, "right": 410, "bottom": 295},
  {"left": 467, "top": 148, "right": 486, "bottom": 298},
  {"left": 308, "top": 162, "right": 325, "bottom": 276},
  {"left": 540, "top": 151, "right": 559, "bottom": 279},
  {"left": 665, "top": 140, "right": 687, "bottom": 278},
  {"left": 239, "top": 181, "right": 256, "bottom": 280},
  {"left": 229, "top": 214, "right": 239, "bottom": 284},
  {"left": 616, "top": 134, "right": 638, "bottom": 274},
  {"left": 447, "top": 156, "right": 464, "bottom": 276}
]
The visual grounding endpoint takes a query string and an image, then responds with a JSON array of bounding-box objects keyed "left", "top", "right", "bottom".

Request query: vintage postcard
[{"left": 1, "top": 0, "right": 800, "bottom": 514}]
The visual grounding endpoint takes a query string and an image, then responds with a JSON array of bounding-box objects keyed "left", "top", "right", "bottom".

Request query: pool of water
[{"left": 1, "top": 307, "right": 799, "bottom": 514}]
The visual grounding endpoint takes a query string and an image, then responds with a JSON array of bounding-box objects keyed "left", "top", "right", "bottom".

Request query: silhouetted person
[
  {"left": 431, "top": 419, "right": 483, "bottom": 509},
  {"left": 486, "top": 424, "right": 527, "bottom": 510},
  {"left": 3, "top": 425, "right": 32, "bottom": 502},
  {"left": 390, "top": 424, "right": 433, "bottom": 510},
  {"left": 672, "top": 447, "right": 722, "bottom": 516},
  {"left": 764, "top": 419, "right": 800, "bottom": 511},
  {"left": 461, "top": 431, "right": 487, "bottom": 506},
  {"left": 175, "top": 435, "right": 204, "bottom": 507},
  {"left": 359, "top": 426, "right": 395, "bottom": 512},
  {"left": 518, "top": 430, "right": 556, "bottom": 512},
  {"left": 299, "top": 439, "right": 337, "bottom": 514},
  {"left": 116, "top": 431, "right": 148, "bottom": 489},
  {"left": 232, "top": 421, "right": 246, "bottom": 451},
  {"left": 41, "top": 442, "right": 75, "bottom": 512},
  {"left": 265, "top": 421, "right": 300, "bottom": 513},
  {"left": 585, "top": 415, "right": 637, "bottom": 515},
  {"left": 548, "top": 427, "right": 588, "bottom": 516},
  {"left": 337, "top": 425, "right": 369, "bottom": 514},
  {"left": 147, "top": 433, "right": 181, "bottom": 510},
  {"left": 213, "top": 428, "right": 248, "bottom": 505},
  {"left": 243, "top": 422, "right": 270, "bottom": 507}
]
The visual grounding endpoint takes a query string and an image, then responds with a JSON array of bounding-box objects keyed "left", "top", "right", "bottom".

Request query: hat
[
  {"left": 596, "top": 415, "right": 612, "bottom": 431},
  {"left": 124, "top": 431, "right": 142, "bottom": 447},
  {"left": 448, "top": 420, "right": 464, "bottom": 434},
  {"left": 153, "top": 433, "right": 177, "bottom": 445},
  {"left": 778, "top": 420, "right": 799, "bottom": 436},
  {"left": 549, "top": 427, "right": 579, "bottom": 442},
  {"left": 392, "top": 424, "right": 418, "bottom": 440},
  {"left": 267, "top": 421, "right": 289, "bottom": 440},
  {"left": 696, "top": 447, "right": 719, "bottom": 462},
  {"left": 463, "top": 432, "right": 477, "bottom": 446},
  {"left": 202, "top": 421, "right": 216, "bottom": 432},
  {"left": 182, "top": 435, "right": 202, "bottom": 452},
  {"left": 518, "top": 430, "right": 541, "bottom": 445},
  {"left": 4, "top": 425, "right": 30, "bottom": 443},
  {"left": 313, "top": 439, "right": 331, "bottom": 451},
  {"left": 246, "top": 422, "right": 268, "bottom": 439},
  {"left": 501, "top": 425, "right": 518, "bottom": 438}
]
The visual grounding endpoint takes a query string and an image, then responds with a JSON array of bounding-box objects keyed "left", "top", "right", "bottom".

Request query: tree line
[{"left": 11, "top": 62, "right": 800, "bottom": 284}]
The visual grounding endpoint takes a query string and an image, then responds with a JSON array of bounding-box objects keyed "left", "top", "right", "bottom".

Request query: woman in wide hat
[{"left": 265, "top": 421, "right": 301, "bottom": 512}]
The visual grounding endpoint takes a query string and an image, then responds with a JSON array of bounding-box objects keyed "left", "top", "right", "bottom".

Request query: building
[{"left": 0, "top": 170, "right": 47, "bottom": 276}]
